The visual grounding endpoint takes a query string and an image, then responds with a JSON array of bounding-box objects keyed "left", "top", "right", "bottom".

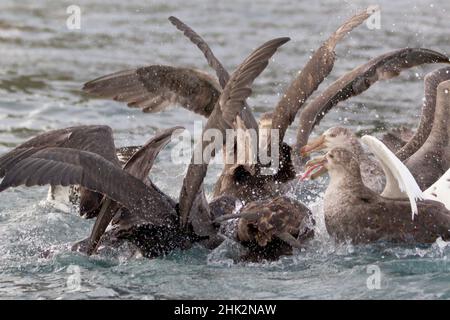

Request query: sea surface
[{"left": 0, "top": 0, "right": 449, "bottom": 299}]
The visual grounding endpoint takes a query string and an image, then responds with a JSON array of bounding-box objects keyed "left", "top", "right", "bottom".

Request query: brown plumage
[
  {"left": 168, "top": 17, "right": 288, "bottom": 201},
  {"left": 178, "top": 37, "right": 290, "bottom": 227},
  {"left": 1, "top": 37, "right": 293, "bottom": 258},
  {"left": 396, "top": 67, "right": 450, "bottom": 161},
  {"left": 405, "top": 79, "right": 450, "bottom": 189},
  {"left": 271, "top": 8, "right": 372, "bottom": 145},
  {"left": 82, "top": 11, "right": 371, "bottom": 204},
  {"left": 381, "top": 126, "right": 414, "bottom": 152},
  {"left": 168, "top": 16, "right": 259, "bottom": 131},
  {"left": 301, "top": 68, "right": 450, "bottom": 193},
  {"left": 0, "top": 125, "right": 120, "bottom": 218},
  {"left": 115, "top": 145, "right": 142, "bottom": 165},
  {"left": 0, "top": 126, "right": 193, "bottom": 257},
  {"left": 83, "top": 66, "right": 221, "bottom": 117},
  {"left": 237, "top": 196, "right": 314, "bottom": 246},
  {"left": 216, "top": 196, "right": 314, "bottom": 261},
  {"left": 85, "top": 126, "right": 182, "bottom": 254},
  {"left": 301, "top": 126, "right": 386, "bottom": 193},
  {"left": 168, "top": 16, "right": 230, "bottom": 89},
  {"left": 212, "top": 142, "right": 295, "bottom": 201},
  {"left": 296, "top": 48, "right": 450, "bottom": 154},
  {"left": 159, "top": 21, "right": 313, "bottom": 256},
  {"left": 318, "top": 148, "right": 450, "bottom": 244},
  {"left": 83, "top": 13, "right": 449, "bottom": 198}
]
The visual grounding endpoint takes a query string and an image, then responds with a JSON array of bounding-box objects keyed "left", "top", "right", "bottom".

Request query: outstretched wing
[
  {"left": 0, "top": 148, "right": 175, "bottom": 226},
  {"left": 361, "top": 135, "right": 423, "bottom": 219},
  {"left": 86, "top": 126, "right": 183, "bottom": 255},
  {"left": 178, "top": 37, "right": 290, "bottom": 227},
  {"left": 0, "top": 125, "right": 119, "bottom": 176},
  {"left": 424, "top": 169, "right": 450, "bottom": 210},
  {"left": 297, "top": 48, "right": 450, "bottom": 150},
  {"left": 168, "top": 16, "right": 259, "bottom": 131},
  {"left": 169, "top": 16, "right": 230, "bottom": 88},
  {"left": 83, "top": 65, "right": 221, "bottom": 117},
  {"left": 0, "top": 125, "right": 120, "bottom": 217},
  {"left": 271, "top": 7, "right": 373, "bottom": 143}
]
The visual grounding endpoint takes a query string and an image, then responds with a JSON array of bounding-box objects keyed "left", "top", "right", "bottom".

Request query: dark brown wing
[
  {"left": 0, "top": 125, "right": 119, "bottom": 176},
  {"left": 0, "top": 125, "right": 120, "bottom": 217},
  {"left": 86, "top": 126, "right": 183, "bottom": 254},
  {"left": 169, "top": 16, "right": 230, "bottom": 88},
  {"left": 378, "top": 197, "right": 450, "bottom": 242},
  {"left": 83, "top": 65, "right": 221, "bottom": 117},
  {"left": 0, "top": 148, "right": 175, "bottom": 226},
  {"left": 219, "top": 37, "right": 290, "bottom": 127},
  {"left": 168, "top": 16, "right": 259, "bottom": 131},
  {"left": 396, "top": 66, "right": 450, "bottom": 161},
  {"left": 178, "top": 37, "right": 290, "bottom": 227},
  {"left": 296, "top": 48, "right": 450, "bottom": 151},
  {"left": 271, "top": 8, "right": 371, "bottom": 143}
]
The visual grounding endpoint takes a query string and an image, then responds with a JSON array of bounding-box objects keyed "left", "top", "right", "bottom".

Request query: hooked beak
[
  {"left": 300, "top": 155, "right": 328, "bottom": 181},
  {"left": 300, "top": 135, "right": 326, "bottom": 157}
]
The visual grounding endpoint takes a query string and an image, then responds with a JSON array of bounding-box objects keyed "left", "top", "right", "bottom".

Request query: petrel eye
[
  {"left": 329, "top": 134, "right": 336, "bottom": 138},
  {"left": 329, "top": 154, "right": 334, "bottom": 159}
]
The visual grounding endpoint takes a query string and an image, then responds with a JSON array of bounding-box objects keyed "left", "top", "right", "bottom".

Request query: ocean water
[{"left": 0, "top": 0, "right": 449, "bottom": 299}]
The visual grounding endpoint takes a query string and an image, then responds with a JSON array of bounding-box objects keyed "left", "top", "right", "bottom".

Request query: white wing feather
[
  {"left": 424, "top": 168, "right": 450, "bottom": 210},
  {"left": 361, "top": 135, "right": 424, "bottom": 219}
]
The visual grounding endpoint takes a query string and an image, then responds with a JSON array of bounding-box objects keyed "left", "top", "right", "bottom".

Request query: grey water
[{"left": 0, "top": 0, "right": 450, "bottom": 299}]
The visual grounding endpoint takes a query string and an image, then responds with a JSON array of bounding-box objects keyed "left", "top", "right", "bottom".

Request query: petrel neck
[
  {"left": 328, "top": 166, "right": 365, "bottom": 192},
  {"left": 428, "top": 80, "right": 450, "bottom": 151}
]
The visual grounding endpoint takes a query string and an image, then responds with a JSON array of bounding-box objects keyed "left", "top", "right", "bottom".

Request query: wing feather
[
  {"left": 361, "top": 135, "right": 423, "bottom": 219},
  {"left": 83, "top": 65, "right": 221, "bottom": 117},
  {"left": 85, "top": 126, "right": 183, "bottom": 254},
  {"left": 271, "top": 7, "right": 372, "bottom": 143},
  {"left": 168, "top": 16, "right": 230, "bottom": 88},
  {"left": 168, "top": 16, "right": 259, "bottom": 131},
  {"left": 178, "top": 37, "right": 290, "bottom": 227},
  {"left": 297, "top": 48, "right": 450, "bottom": 151},
  {"left": 0, "top": 148, "right": 175, "bottom": 226},
  {"left": 0, "top": 125, "right": 119, "bottom": 217}
]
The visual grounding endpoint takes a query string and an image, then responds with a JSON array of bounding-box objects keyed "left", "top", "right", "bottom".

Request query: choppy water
[{"left": 0, "top": 0, "right": 450, "bottom": 299}]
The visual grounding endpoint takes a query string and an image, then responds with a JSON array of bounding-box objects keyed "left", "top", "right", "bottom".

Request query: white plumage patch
[
  {"left": 361, "top": 135, "right": 424, "bottom": 219},
  {"left": 424, "top": 168, "right": 450, "bottom": 210}
]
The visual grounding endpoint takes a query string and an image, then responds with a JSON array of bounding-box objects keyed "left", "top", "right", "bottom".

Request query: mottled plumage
[
  {"left": 321, "top": 148, "right": 450, "bottom": 244},
  {"left": 217, "top": 196, "right": 314, "bottom": 261}
]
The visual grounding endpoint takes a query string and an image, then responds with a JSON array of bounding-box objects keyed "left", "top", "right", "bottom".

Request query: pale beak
[
  {"left": 300, "top": 135, "right": 326, "bottom": 157},
  {"left": 300, "top": 155, "right": 328, "bottom": 181}
]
